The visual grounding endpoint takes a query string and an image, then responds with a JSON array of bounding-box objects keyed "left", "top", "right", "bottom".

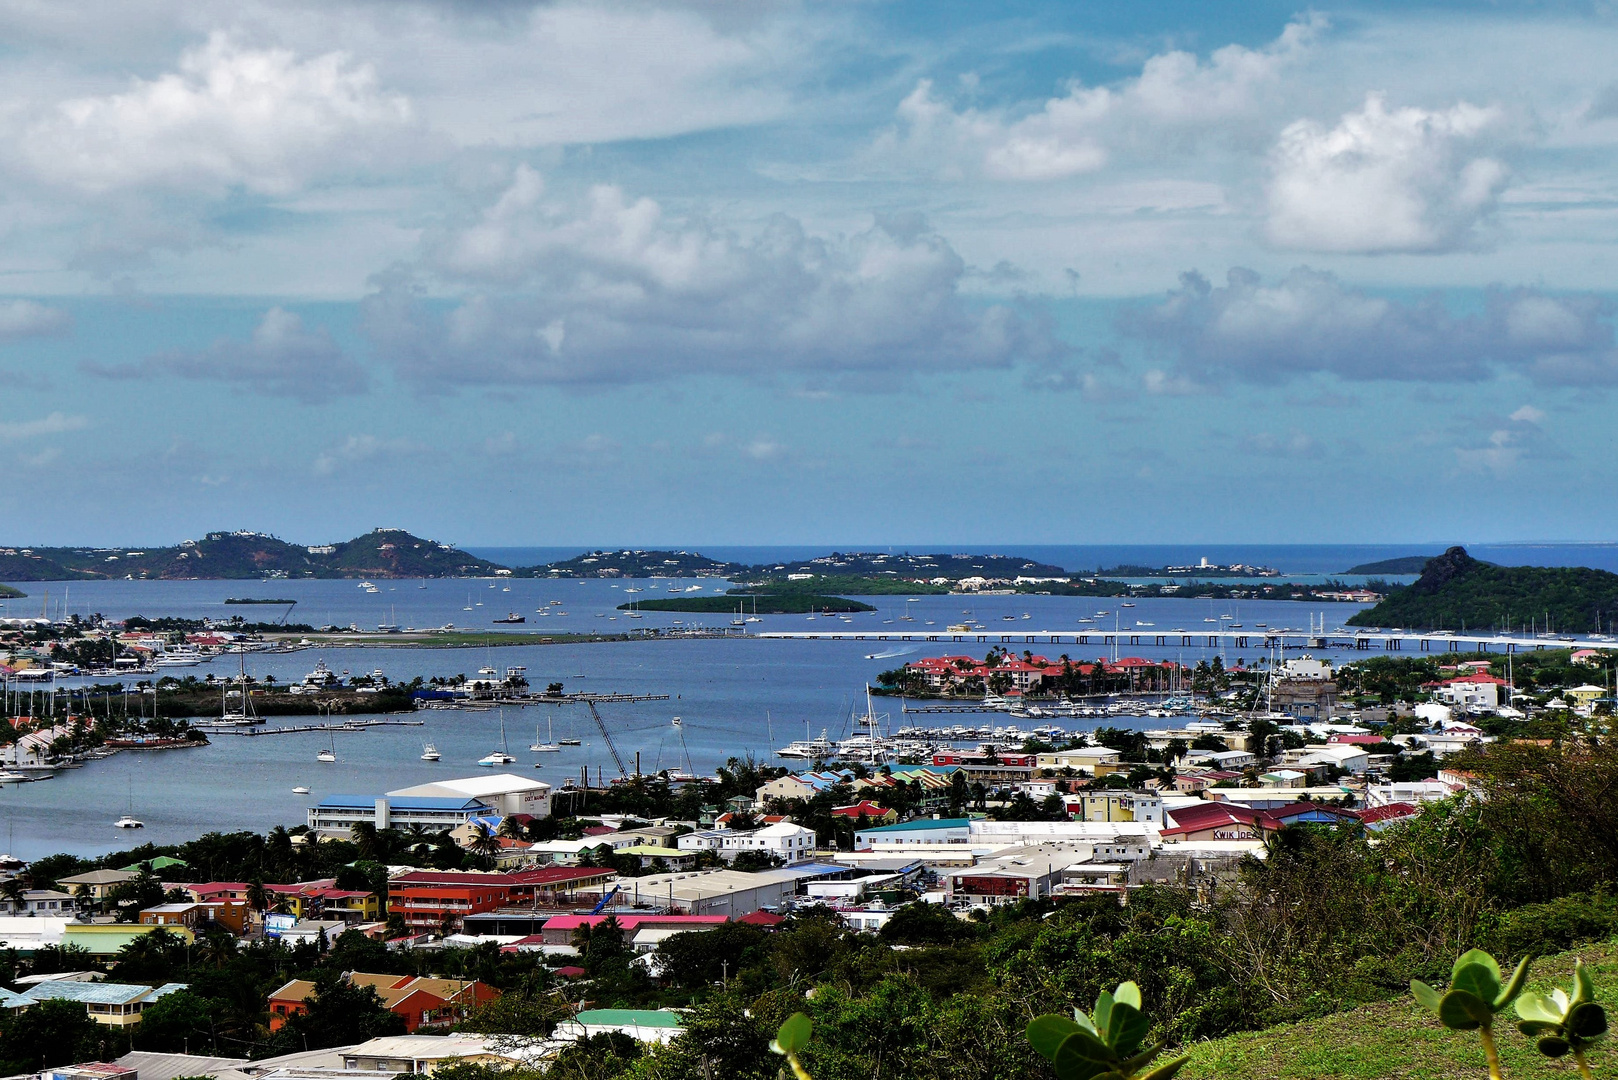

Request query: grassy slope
[{"left": 1181, "top": 938, "right": 1617, "bottom": 1079}]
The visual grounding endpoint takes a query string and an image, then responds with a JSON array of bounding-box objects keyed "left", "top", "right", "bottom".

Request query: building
[
  {"left": 1289, "top": 744, "right": 1371, "bottom": 776},
  {"left": 1431, "top": 673, "right": 1507, "bottom": 710},
  {"left": 268, "top": 973, "right": 498, "bottom": 1033},
  {"left": 138, "top": 904, "right": 206, "bottom": 929},
  {"left": 388, "top": 878, "right": 514, "bottom": 933},
  {"left": 0, "top": 889, "right": 76, "bottom": 916},
  {"left": 1035, "top": 748, "right": 1123, "bottom": 775},
  {"left": 536, "top": 914, "right": 730, "bottom": 946},
  {"left": 830, "top": 801, "right": 898, "bottom": 824},
  {"left": 337, "top": 1035, "right": 537, "bottom": 1074},
  {"left": 307, "top": 773, "right": 551, "bottom": 835},
  {"left": 16, "top": 981, "right": 189, "bottom": 1027},
  {"left": 1271, "top": 673, "right": 1339, "bottom": 719},
  {"left": 854, "top": 818, "right": 972, "bottom": 848},
  {"left": 56, "top": 870, "right": 136, "bottom": 901},
  {"left": 553, "top": 1009, "right": 683, "bottom": 1045},
  {"left": 1069, "top": 791, "right": 1164, "bottom": 825}
]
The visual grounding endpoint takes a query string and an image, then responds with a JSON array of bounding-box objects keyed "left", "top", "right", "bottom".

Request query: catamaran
[{"left": 479, "top": 710, "right": 517, "bottom": 765}]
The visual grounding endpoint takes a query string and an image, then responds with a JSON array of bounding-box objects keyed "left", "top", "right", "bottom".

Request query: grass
[{"left": 1179, "top": 938, "right": 1617, "bottom": 1080}]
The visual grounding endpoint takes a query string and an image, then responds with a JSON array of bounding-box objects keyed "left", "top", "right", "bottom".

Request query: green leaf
[
  {"left": 1093, "top": 991, "right": 1115, "bottom": 1045},
  {"left": 773, "top": 1013, "right": 812, "bottom": 1055},
  {"left": 1113, "top": 981, "right": 1143, "bottom": 1011},
  {"left": 1438, "top": 989, "right": 1489, "bottom": 1031},
  {"left": 1108, "top": 1002, "right": 1151, "bottom": 1056},
  {"left": 1514, "top": 991, "right": 1563, "bottom": 1024},
  {"left": 1516, "top": 1020, "right": 1563, "bottom": 1037},
  {"left": 1493, "top": 955, "right": 1533, "bottom": 1009},
  {"left": 1053, "top": 1027, "right": 1119, "bottom": 1077},
  {"left": 1411, "top": 980, "right": 1443, "bottom": 1013},
  {"left": 1573, "top": 960, "right": 1597, "bottom": 1006},
  {"left": 1133, "top": 1055, "right": 1191, "bottom": 1080},
  {"left": 1028, "top": 1015, "right": 1084, "bottom": 1062},
  {"left": 1453, "top": 948, "right": 1502, "bottom": 985},
  {"left": 1117, "top": 1042, "right": 1165, "bottom": 1073},
  {"left": 1073, "top": 1008, "right": 1099, "bottom": 1037},
  {"left": 1451, "top": 961, "right": 1501, "bottom": 1006},
  {"left": 1535, "top": 1036, "right": 1572, "bottom": 1059},
  {"left": 1567, "top": 1001, "right": 1607, "bottom": 1040}
]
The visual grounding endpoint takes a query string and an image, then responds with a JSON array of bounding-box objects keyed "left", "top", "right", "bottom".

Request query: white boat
[
  {"left": 421, "top": 744, "right": 441, "bottom": 761},
  {"left": 113, "top": 814, "right": 143, "bottom": 829},
  {"left": 481, "top": 710, "right": 517, "bottom": 765},
  {"left": 776, "top": 727, "right": 836, "bottom": 758},
  {"left": 292, "top": 786, "right": 311, "bottom": 794},
  {"left": 530, "top": 715, "right": 561, "bottom": 753},
  {"left": 317, "top": 748, "right": 336, "bottom": 762}
]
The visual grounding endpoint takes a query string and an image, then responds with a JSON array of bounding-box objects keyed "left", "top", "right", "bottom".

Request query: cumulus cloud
[
  {"left": 312, "top": 433, "right": 423, "bottom": 475},
  {"left": 1266, "top": 93, "right": 1509, "bottom": 253},
  {"left": 1124, "top": 267, "right": 1618, "bottom": 385},
  {"left": 0, "top": 411, "right": 89, "bottom": 440},
  {"left": 19, "top": 32, "right": 414, "bottom": 196},
  {"left": 362, "top": 168, "right": 1063, "bottom": 387},
  {"left": 0, "top": 299, "right": 71, "bottom": 341},
  {"left": 85, "top": 307, "right": 367, "bottom": 401},
  {"left": 882, "top": 16, "right": 1319, "bottom": 181}
]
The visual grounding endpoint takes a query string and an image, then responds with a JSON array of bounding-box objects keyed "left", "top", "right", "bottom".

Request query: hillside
[
  {"left": 1346, "top": 546, "right": 1618, "bottom": 632},
  {"left": 1345, "top": 554, "right": 1439, "bottom": 575},
  {"left": 0, "top": 583, "right": 23, "bottom": 599},
  {"left": 1181, "top": 937, "right": 1617, "bottom": 1079},
  {"left": 624, "top": 591, "right": 875, "bottom": 614},
  {"left": 1, "top": 529, "right": 503, "bottom": 581},
  {"left": 523, "top": 549, "right": 745, "bottom": 577}
]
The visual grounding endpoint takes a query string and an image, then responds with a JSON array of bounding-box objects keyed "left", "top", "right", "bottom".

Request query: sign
[{"left": 264, "top": 912, "right": 297, "bottom": 938}]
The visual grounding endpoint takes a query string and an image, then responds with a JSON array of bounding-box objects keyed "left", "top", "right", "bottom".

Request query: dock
[{"left": 756, "top": 628, "right": 1603, "bottom": 654}]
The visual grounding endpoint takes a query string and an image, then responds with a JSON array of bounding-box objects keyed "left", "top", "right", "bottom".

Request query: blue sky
[{"left": 2, "top": 1, "right": 1617, "bottom": 546}]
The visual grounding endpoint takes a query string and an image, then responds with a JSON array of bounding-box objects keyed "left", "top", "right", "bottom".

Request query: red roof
[
  {"left": 1356, "top": 802, "right": 1420, "bottom": 824},
  {"left": 552, "top": 965, "right": 587, "bottom": 978},
  {"left": 738, "top": 910, "right": 786, "bottom": 926},
  {"left": 1440, "top": 672, "right": 1508, "bottom": 686},
  {"left": 831, "top": 801, "right": 891, "bottom": 819}
]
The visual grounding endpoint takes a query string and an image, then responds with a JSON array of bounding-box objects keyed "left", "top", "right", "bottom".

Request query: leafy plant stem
[
  {"left": 1479, "top": 1026, "right": 1503, "bottom": 1080},
  {"left": 1572, "top": 1048, "right": 1593, "bottom": 1080},
  {"left": 782, "top": 1051, "right": 812, "bottom": 1080}
]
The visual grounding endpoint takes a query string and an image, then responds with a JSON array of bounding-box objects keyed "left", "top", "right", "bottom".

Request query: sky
[{"left": 3, "top": 0, "right": 1618, "bottom": 547}]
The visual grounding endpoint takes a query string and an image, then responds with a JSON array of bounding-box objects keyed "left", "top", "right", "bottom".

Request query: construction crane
[{"left": 530, "top": 692, "right": 669, "bottom": 779}]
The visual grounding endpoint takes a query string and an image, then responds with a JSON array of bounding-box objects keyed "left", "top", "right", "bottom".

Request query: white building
[
  {"left": 1290, "top": 744, "right": 1370, "bottom": 776},
  {"left": 388, "top": 774, "right": 551, "bottom": 818},
  {"left": 674, "top": 822, "right": 816, "bottom": 865},
  {"left": 1181, "top": 748, "right": 1255, "bottom": 770}
]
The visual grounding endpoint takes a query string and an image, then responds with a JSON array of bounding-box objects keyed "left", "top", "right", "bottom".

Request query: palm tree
[
  {"left": 468, "top": 822, "right": 501, "bottom": 858},
  {"left": 350, "top": 821, "right": 379, "bottom": 861}
]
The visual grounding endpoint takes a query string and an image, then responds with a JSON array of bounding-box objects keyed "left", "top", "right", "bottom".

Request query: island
[
  {"left": 1343, "top": 555, "right": 1437, "bottom": 575},
  {"left": 0, "top": 583, "right": 24, "bottom": 599},
  {"left": 1346, "top": 545, "right": 1618, "bottom": 632},
  {"left": 1092, "top": 561, "right": 1281, "bottom": 578},
  {"left": 623, "top": 590, "right": 874, "bottom": 614}
]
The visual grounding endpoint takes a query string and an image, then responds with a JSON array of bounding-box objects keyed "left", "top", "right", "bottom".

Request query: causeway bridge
[{"left": 755, "top": 627, "right": 1605, "bottom": 654}]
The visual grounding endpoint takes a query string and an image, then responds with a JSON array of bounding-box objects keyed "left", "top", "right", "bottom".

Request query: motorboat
[
  {"left": 776, "top": 728, "right": 836, "bottom": 758},
  {"left": 421, "top": 745, "right": 441, "bottom": 761},
  {"left": 292, "top": 786, "right": 311, "bottom": 794},
  {"left": 493, "top": 613, "right": 526, "bottom": 624}
]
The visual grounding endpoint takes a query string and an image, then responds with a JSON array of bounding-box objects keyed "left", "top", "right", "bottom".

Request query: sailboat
[
  {"left": 221, "top": 645, "right": 257, "bottom": 723},
  {"left": 114, "top": 777, "right": 143, "bottom": 828},
  {"left": 479, "top": 710, "right": 517, "bottom": 766},
  {"left": 530, "top": 715, "right": 561, "bottom": 753},
  {"left": 317, "top": 730, "right": 336, "bottom": 762}
]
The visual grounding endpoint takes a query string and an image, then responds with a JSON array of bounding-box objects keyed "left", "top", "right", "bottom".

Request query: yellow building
[
  {"left": 14, "top": 981, "right": 190, "bottom": 1027},
  {"left": 60, "top": 923, "right": 195, "bottom": 957}
]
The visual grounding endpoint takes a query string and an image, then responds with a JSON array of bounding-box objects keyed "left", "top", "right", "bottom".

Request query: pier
[{"left": 220, "top": 718, "right": 427, "bottom": 736}]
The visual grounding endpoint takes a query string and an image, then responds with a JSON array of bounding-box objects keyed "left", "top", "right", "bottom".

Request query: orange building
[{"left": 267, "top": 972, "right": 499, "bottom": 1033}]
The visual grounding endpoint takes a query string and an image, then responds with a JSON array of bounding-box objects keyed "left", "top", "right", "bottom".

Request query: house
[
  {"left": 1432, "top": 672, "right": 1507, "bottom": 710},
  {"left": 267, "top": 973, "right": 498, "bottom": 1033},
  {"left": 388, "top": 878, "right": 513, "bottom": 932},
  {"left": 553, "top": 1009, "right": 683, "bottom": 1045},
  {"left": 57, "top": 869, "right": 136, "bottom": 901},
  {"left": 138, "top": 903, "right": 206, "bottom": 929},
  {"left": 1035, "top": 747, "right": 1123, "bottom": 775},
  {"left": 830, "top": 801, "right": 897, "bottom": 824},
  {"left": 0, "top": 889, "right": 76, "bottom": 916},
  {"left": 1571, "top": 649, "right": 1606, "bottom": 666},
  {"left": 16, "top": 981, "right": 188, "bottom": 1027},
  {"left": 1357, "top": 803, "right": 1422, "bottom": 832},
  {"left": 1070, "top": 791, "right": 1164, "bottom": 825},
  {"left": 617, "top": 845, "right": 698, "bottom": 870},
  {"left": 1290, "top": 744, "right": 1370, "bottom": 776},
  {"left": 1162, "top": 801, "right": 1358, "bottom": 842},
  {"left": 1180, "top": 749, "right": 1255, "bottom": 770},
  {"left": 1567, "top": 685, "right": 1607, "bottom": 711},
  {"left": 338, "top": 1034, "right": 538, "bottom": 1074},
  {"left": 755, "top": 770, "right": 853, "bottom": 805}
]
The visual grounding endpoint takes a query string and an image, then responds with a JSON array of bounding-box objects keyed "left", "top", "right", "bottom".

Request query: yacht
[
  {"left": 421, "top": 744, "right": 441, "bottom": 761},
  {"left": 559, "top": 737, "right": 582, "bottom": 746},
  {"left": 317, "top": 747, "right": 336, "bottom": 762},
  {"left": 947, "top": 622, "right": 972, "bottom": 632},
  {"left": 530, "top": 716, "right": 561, "bottom": 753},
  {"left": 480, "top": 711, "right": 517, "bottom": 765},
  {"left": 776, "top": 728, "right": 836, "bottom": 758},
  {"left": 292, "top": 786, "right": 311, "bottom": 794},
  {"left": 113, "top": 814, "right": 143, "bottom": 829}
]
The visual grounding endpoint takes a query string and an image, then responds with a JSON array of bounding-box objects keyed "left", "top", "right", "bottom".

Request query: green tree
[{"left": 0, "top": 998, "right": 99, "bottom": 1072}]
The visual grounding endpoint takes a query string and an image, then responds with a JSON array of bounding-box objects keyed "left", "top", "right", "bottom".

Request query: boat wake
[{"left": 863, "top": 646, "right": 918, "bottom": 660}]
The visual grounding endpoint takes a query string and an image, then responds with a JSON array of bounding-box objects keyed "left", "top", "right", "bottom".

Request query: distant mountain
[
  {"left": 1345, "top": 545, "right": 1618, "bottom": 632},
  {"left": 1343, "top": 555, "right": 1438, "bottom": 575},
  {"left": 520, "top": 548, "right": 1067, "bottom": 582},
  {"left": 522, "top": 549, "right": 745, "bottom": 578},
  {"left": 0, "top": 529, "right": 503, "bottom": 581}
]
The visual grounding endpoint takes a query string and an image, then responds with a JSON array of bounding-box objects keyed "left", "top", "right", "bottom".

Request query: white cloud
[
  {"left": 1125, "top": 267, "right": 1618, "bottom": 385},
  {"left": 1266, "top": 93, "right": 1509, "bottom": 253},
  {"left": 363, "top": 168, "right": 1064, "bottom": 387},
  {"left": 0, "top": 411, "right": 89, "bottom": 441},
  {"left": 0, "top": 299, "right": 70, "bottom": 341},
  {"left": 19, "top": 32, "right": 414, "bottom": 196},
  {"left": 312, "top": 432, "right": 421, "bottom": 475},
  {"left": 1509, "top": 404, "right": 1545, "bottom": 424},
  {"left": 86, "top": 307, "right": 367, "bottom": 401},
  {"left": 882, "top": 17, "right": 1320, "bottom": 181}
]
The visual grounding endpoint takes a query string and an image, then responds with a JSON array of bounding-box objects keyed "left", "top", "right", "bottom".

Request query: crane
[{"left": 528, "top": 691, "right": 669, "bottom": 780}]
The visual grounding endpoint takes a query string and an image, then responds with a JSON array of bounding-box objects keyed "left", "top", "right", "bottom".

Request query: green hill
[
  {"left": 0, "top": 582, "right": 24, "bottom": 598},
  {"left": 1345, "top": 546, "right": 1618, "bottom": 632},
  {"left": 1181, "top": 937, "right": 1617, "bottom": 1078},
  {"left": 1345, "top": 554, "right": 1440, "bottom": 575},
  {"left": 2, "top": 529, "right": 503, "bottom": 580}
]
